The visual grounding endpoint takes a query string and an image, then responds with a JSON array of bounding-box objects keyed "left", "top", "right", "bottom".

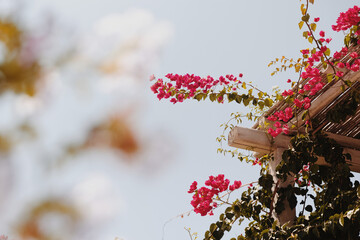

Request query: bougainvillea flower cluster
[
  {"left": 188, "top": 174, "right": 242, "bottom": 216},
  {"left": 332, "top": 6, "right": 360, "bottom": 33},
  {"left": 265, "top": 10, "right": 359, "bottom": 138},
  {"left": 150, "top": 73, "right": 243, "bottom": 104},
  {"left": 266, "top": 107, "right": 293, "bottom": 137},
  {"left": 151, "top": 6, "right": 360, "bottom": 143},
  {"left": 150, "top": 3, "right": 360, "bottom": 238}
]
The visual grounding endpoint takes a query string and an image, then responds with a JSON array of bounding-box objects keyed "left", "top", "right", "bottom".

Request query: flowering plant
[{"left": 153, "top": 1, "right": 360, "bottom": 239}]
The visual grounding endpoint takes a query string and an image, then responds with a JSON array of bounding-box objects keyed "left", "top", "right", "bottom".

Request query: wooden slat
[
  {"left": 228, "top": 126, "right": 360, "bottom": 172},
  {"left": 295, "top": 70, "right": 360, "bottom": 128}
]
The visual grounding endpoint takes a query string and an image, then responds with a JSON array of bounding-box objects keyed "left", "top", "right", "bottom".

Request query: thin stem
[
  {"left": 294, "top": 65, "right": 304, "bottom": 132},
  {"left": 246, "top": 83, "right": 269, "bottom": 97},
  {"left": 185, "top": 228, "right": 194, "bottom": 240}
]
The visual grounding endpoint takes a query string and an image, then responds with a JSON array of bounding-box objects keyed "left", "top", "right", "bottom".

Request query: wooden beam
[
  {"left": 228, "top": 126, "right": 360, "bottom": 172},
  {"left": 228, "top": 126, "right": 290, "bottom": 154}
]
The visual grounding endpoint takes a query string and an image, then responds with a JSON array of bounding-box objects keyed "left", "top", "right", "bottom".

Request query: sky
[{"left": 0, "top": 0, "right": 359, "bottom": 240}]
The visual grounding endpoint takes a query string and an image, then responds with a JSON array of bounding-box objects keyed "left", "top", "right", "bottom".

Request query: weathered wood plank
[
  {"left": 228, "top": 126, "right": 290, "bottom": 154},
  {"left": 228, "top": 126, "right": 360, "bottom": 172},
  {"left": 294, "top": 70, "right": 360, "bottom": 127}
]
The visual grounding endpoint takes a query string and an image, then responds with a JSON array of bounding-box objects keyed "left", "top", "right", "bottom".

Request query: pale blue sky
[{"left": 1, "top": 0, "right": 359, "bottom": 240}]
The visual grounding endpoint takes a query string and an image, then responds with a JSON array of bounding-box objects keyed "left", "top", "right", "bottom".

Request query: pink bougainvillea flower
[
  {"left": 274, "top": 121, "right": 282, "bottom": 128},
  {"left": 282, "top": 125, "right": 290, "bottom": 135},
  {"left": 294, "top": 98, "right": 303, "bottom": 108},
  {"left": 337, "top": 62, "right": 345, "bottom": 68},
  {"left": 350, "top": 52, "right": 359, "bottom": 59},
  {"left": 333, "top": 51, "right": 341, "bottom": 60},
  {"left": 188, "top": 181, "right": 198, "bottom": 193},
  {"left": 336, "top": 71, "right": 344, "bottom": 77},
  {"left": 314, "top": 17, "right": 320, "bottom": 22},
  {"left": 149, "top": 74, "right": 156, "bottom": 81},
  {"left": 325, "top": 38, "right": 332, "bottom": 43},
  {"left": 267, "top": 115, "right": 277, "bottom": 121},
  {"left": 170, "top": 98, "right": 177, "bottom": 104},
  {"left": 229, "top": 180, "right": 242, "bottom": 190},
  {"left": 351, "top": 64, "right": 360, "bottom": 72},
  {"left": 301, "top": 49, "right": 309, "bottom": 55}
]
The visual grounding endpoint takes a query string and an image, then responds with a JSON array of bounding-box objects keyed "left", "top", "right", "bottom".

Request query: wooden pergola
[{"left": 228, "top": 44, "right": 360, "bottom": 225}]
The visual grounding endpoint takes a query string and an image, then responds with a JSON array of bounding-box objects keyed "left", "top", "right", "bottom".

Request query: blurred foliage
[
  {"left": 17, "top": 200, "right": 79, "bottom": 240},
  {"left": 0, "top": 15, "right": 140, "bottom": 240},
  {"left": 0, "top": 19, "right": 41, "bottom": 96},
  {"left": 85, "top": 115, "right": 139, "bottom": 155},
  {"left": 0, "top": 134, "right": 11, "bottom": 152}
]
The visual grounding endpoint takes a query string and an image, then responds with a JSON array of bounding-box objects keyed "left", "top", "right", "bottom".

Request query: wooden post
[{"left": 269, "top": 148, "right": 296, "bottom": 225}]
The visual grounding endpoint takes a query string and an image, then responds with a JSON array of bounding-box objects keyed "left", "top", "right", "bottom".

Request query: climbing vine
[{"left": 152, "top": 1, "right": 360, "bottom": 239}]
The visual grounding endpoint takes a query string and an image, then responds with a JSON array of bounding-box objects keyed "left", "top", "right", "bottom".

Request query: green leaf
[
  {"left": 209, "top": 93, "right": 217, "bottom": 102},
  {"left": 272, "top": 220, "right": 277, "bottom": 230},
  {"left": 303, "top": 31, "right": 309, "bottom": 38},
  {"left": 264, "top": 98, "right": 273, "bottom": 107},
  {"left": 194, "top": 93, "right": 205, "bottom": 101},
  {"left": 228, "top": 93, "right": 236, "bottom": 102},
  {"left": 302, "top": 14, "right": 310, "bottom": 22},
  {"left": 339, "top": 213, "right": 345, "bottom": 227},
  {"left": 233, "top": 205, "right": 240, "bottom": 214},
  {"left": 212, "top": 230, "right": 224, "bottom": 240},
  {"left": 310, "top": 23, "right": 317, "bottom": 31},
  {"left": 205, "top": 231, "right": 210, "bottom": 239},
  {"left": 260, "top": 229, "right": 269, "bottom": 237},
  {"left": 235, "top": 95, "right": 242, "bottom": 104},
  {"left": 341, "top": 85, "right": 345, "bottom": 92},
  {"left": 226, "top": 212, "right": 235, "bottom": 219},
  {"left": 210, "top": 223, "right": 217, "bottom": 233},
  {"left": 308, "top": 36, "right": 313, "bottom": 44},
  {"left": 327, "top": 74, "right": 333, "bottom": 82},
  {"left": 324, "top": 48, "right": 331, "bottom": 56},
  {"left": 302, "top": 110, "right": 309, "bottom": 120},
  {"left": 300, "top": 4, "right": 306, "bottom": 15},
  {"left": 243, "top": 98, "right": 250, "bottom": 106},
  {"left": 258, "top": 101, "right": 265, "bottom": 110},
  {"left": 345, "top": 35, "right": 351, "bottom": 46},
  {"left": 242, "top": 82, "right": 246, "bottom": 89},
  {"left": 252, "top": 98, "right": 258, "bottom": 106},
  {"left": 305, "top": 205, "right": 313, "bottom": 212},
  {"left": 298, "top": 21, "right": 304, "bottom": 29}
]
